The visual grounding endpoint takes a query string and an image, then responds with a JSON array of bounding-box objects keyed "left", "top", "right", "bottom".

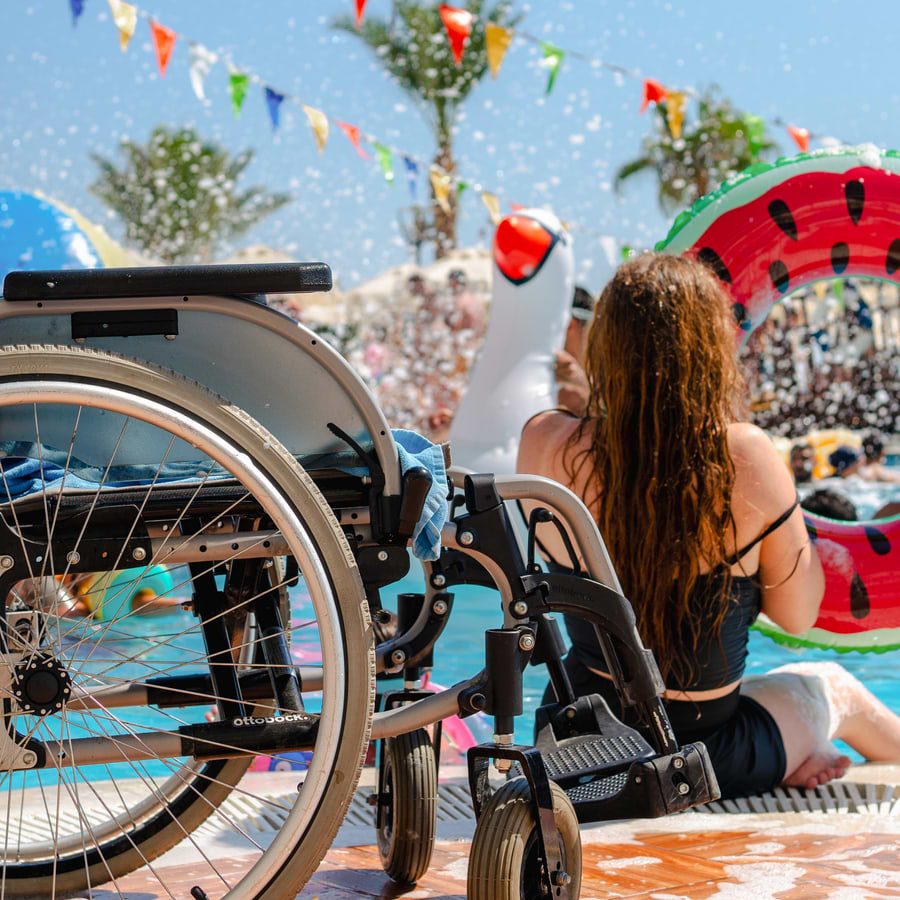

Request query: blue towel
[
  {"left": 0, "top": 430, "right": 448, "bottom": 562},
  {"left": 391, "top": 429, "right": 448, "bottom": 562}
]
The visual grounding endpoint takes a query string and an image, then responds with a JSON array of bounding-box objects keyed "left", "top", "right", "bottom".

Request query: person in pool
[{"left": 517, "top": 253, "right": 900, "bottom": 799}]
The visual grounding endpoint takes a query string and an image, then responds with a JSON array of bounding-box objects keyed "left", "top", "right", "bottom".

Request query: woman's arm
[{"left": 737, "top": 425, "right": 825, "bottom": 634}]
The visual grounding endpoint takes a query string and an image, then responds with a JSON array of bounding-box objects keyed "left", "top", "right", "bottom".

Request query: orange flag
[
  {"left": 355, "top": 0, "right": 367, "bottom": 29},
  {"left": 439, "top": 4, "right": 473, "bottom": 66},
  {"left": 640, "top": 78, "right": 668, "bottom": 113},
  {"left": 786, "top": 124, "right": 810, "bottom": 153},
  {"left": 485, "top": 22, "right": 512, "bottom": 78},
  {"left": 337, "top": 121, "right": 370, "bottom": 160},
  {"left": 150, "top": 21, "right": 177, "bottom": 77}
]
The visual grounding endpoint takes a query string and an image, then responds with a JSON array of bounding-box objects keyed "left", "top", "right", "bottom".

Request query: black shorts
[{"left": 541, "top": 652, "right": 787, "bottom": 801}]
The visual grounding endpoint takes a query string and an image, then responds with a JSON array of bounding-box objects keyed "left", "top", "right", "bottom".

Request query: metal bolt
[
  {"left": 565, "top": 707, "right": 576, "bottom": 719},
  {"left": 551, "top": 871, "right": 572, "bottom": 887},
  {"left": 21, "top": 751, "right": 36, "bottom": 767},
  {"left": 673, "top": 757, "right": 684, "bottom": 769},
  {"left": 518, "top": 632, "right": 536, "bottom": 651},
  {"left": 469, "top": 692, "right": 486, "bottom": 710},
  {"left": 66, "top": 550, "right": 80, "bottom": 565},
  {"left": 164, "top": 334, "right": 176, "bottom": 341},
  {"left": 377, "top": 550, "right": 389, "bottom": 562},
  {"left": 0, "top": 555, "right": 13, "bottom": 571},
  {"left": 132, "top": 547, "right": 147, "bottom": 562},
  {"left": 181, "top": 600, "right": 193, "bottom": 613},
  {"left": 431, "top": 573, "right": 447, "bottom": 588},
  {"left": 494, "top": 758, "right": 512, "bottom": 774},
  {"left": 677, "top": 781, "right": 690, "bottom": 795},
  {"left": 459, "top": 531, "right": 474, "bottom": 546},
  {"left": 390, "top": 649, "right": 406, "bottom": 666},
  {"left": 512, "top": 600, "right": 529, "bottom": 617},
  {"left": 432, "top": 599, "right": 448, "bottom": 615},
  {"left": 73, "top": 337, "right": 86, "bottom": 345}
]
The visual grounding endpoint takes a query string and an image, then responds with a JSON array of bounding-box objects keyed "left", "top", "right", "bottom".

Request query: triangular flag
[
  {"left": 787, "top": 124, "right": 810, "bottom": 153},
  {"left": 70, "top": 0, "right": 85, "bottom": 25},
  {"left": 374, "top": 143, "right": 394, "bottom": 182},
  {"left": 430, "top": 166, "right": 452, "bottom": 214},
  {"left": 150, "top": 21, "right": 177, "bottom": 77},
  {"left": 833, "top": 278, "right": 844, "bottom": 304},
  {"left": 485, "top": 23, "right": 513, "bottom": 79},
  {"left": 264, "top": 87, "right": 285, "bottom": 131},
  {"left": 813, "top": 280, "right": 828, "bottom": 300},
  {"left": 337, "top": 121, "right": 370, "bottom": 159},
  {"left": 188, "top": 43, "right": 217, "bottom": 101},
  {"left": 598, "top": 236, "right": 617, "bottom": 268},
  {"left": 403, "top": 156, "right": 418, "bottom": 198},
  {"left": 621, "top": 244, "right": 634, "bottom": 261},
  {"left": 303, "top": 105, "right": 329, "bottom": 153},
  {"left": 108, "top": 0, "right": 137, "bottom": 52},
  {"left": 229, "top": 71, "right": 250, "bottom": 117},
  {"left": 540, "top": 42, "right": 564, "bottom": 94},
  {"left": 742, "top": 113, "right": 765, "bottom": 156},
  {"left": 510, "top": 202, "right": 525, "bottom": 212},
  {"left": 355, "top": 0, "right": 367, "bottom": 29},
  {"left": 481, "top": 192, "right": 501, "bottom": 225},
  {"left": 439, "top": 4, "right": 473, "bottom": 66},
  {"left": 665, "top": 91, "right": 686, "bottom": 140},
  {"left": 457, "top": 179, "right": 469, "bottom": 196},
  {"left": 640, "top": 78, "right": 668, "bottom": 113}
]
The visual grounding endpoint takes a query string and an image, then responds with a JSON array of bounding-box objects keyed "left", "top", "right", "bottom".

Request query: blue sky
[{"left": 3, "top": 0, "right": 898, "bottom": 292}]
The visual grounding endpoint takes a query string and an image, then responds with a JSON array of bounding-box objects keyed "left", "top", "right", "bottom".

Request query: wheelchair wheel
[
  {"left": 0, "top": 346, "right": 374, "bottom": 897},
  {"left": 468, "top": 777, "right": 581, "bottom": 900},
  {"left": 376, "top": 727, "right": 437, "bottom": 883}
]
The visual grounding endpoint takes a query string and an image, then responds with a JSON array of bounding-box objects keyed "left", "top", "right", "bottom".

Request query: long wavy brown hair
[{"left": 564, "top": 253, "right": 745, "bottom": 686}]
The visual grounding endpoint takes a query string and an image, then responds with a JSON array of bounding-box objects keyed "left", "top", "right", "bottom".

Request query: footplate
[
  {"left": 533, "top": 693, "right": 654, "bottom": 788},
  {"left": 564, "top": 742, "right": 719, "bottom": 822}
]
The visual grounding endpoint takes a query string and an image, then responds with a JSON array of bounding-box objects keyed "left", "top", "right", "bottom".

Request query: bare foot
[{"left": 783, "top": 751, "right": 852, "bottom": 790}]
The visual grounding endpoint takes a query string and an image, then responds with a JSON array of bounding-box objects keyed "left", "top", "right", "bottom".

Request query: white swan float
[{"left": 449, "top": 208, "right": 574, "bottom": 473}]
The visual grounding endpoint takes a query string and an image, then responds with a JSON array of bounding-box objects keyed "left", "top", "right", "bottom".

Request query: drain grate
[{"left": 692, "top": 781, "right": 900, "bottom": 816}]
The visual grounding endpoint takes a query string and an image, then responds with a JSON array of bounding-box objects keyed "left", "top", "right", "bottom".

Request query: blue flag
[
  {"left": 70, "top": 0, "right": 85, "bottom": 24},
  {"left": 264, "top": 87, "right": 285, "bottom": 131},
  {"left": 403, "top": 156, "right": 418, "bottom": 199}
]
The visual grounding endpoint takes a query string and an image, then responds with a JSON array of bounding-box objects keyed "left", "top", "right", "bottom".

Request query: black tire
[
  {"left": 468, "top": 777, "right": 581, "bottom": 900},
  {"left": 376, "top": 728, "right": 438, "bottom": 884},
  {"left": 0, "top": 345, "right": 375, "bottom": 898}
]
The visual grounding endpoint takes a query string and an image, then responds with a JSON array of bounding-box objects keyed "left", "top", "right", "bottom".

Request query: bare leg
[{"left": 741, "top": 662, "right": 900, "bottom": 789}]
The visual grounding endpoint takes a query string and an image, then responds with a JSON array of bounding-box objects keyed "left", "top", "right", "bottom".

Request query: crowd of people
[{"left": 744, "top": 286, "right": 900, "bottom": 438}]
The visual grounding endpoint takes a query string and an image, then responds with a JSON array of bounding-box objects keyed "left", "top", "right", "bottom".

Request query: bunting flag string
[
  {"left": 150, "top": 21, "right": 176, "bottom": 77},
  {"left": 264, "top": 87, "right": 285, "bottom": 130},
  {"left": 69, "top": 1, "right": 828, "bottom": 238}
]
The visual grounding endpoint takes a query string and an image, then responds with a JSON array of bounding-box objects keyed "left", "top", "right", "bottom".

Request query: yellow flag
[
  {"left": 485, "top": 23, "right": 513, "bottom": 79},
  {"left": 665, "top": 91, "right": 686, "bottom": 140},
  {"left": 430, "top": 166, "right": 451, "bottom": 214},
  {"left": 481, "top": 192, "right": 501, "bottom": 224},
  {"left": 108, "top": 0, "right": 137, "bottom": 52},
  {"left": 813, "top": 281, "right": 828, "bottom": 300},
  {"left": 302, "top": 105, "right": 329, "bottom": 154}
]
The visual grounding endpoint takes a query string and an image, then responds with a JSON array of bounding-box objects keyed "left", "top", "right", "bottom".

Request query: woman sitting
[{"left": 517, "top": 253, "right": 900, "bottom": 799}]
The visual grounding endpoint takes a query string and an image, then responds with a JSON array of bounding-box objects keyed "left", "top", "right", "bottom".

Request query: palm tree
[
  {"left": 89, "top": 126, "right": 291, "bottom": 263},
  {"left": 334, "top": 1, "right": 522, "bottom": 258},
  {"left": 615, "top": 89, "right": 778, "bottom": 215}
]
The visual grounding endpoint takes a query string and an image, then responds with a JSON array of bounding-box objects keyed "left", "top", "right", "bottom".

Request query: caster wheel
[
  {"left": 468, "top": 777, "right": 581, "bottom": 900},
  {"left": 376, "top": 728, "right": 438, "bottom": 883}
]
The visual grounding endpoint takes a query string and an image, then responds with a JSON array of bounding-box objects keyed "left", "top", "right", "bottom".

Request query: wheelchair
[{"left": 0, "top": 262, "right": 718, "bottom": 899}]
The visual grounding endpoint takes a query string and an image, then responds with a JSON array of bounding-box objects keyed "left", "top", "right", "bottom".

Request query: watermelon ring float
[{"left": 658, "top": 146, "right": 900, "bottom": 653}]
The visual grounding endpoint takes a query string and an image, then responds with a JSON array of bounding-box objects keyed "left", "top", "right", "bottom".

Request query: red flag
[
  {"left": 786, "top": 124, "right": 810, "bottom": 153},
  {"left": 150, "top": 21, "right": 177, "bottom": 77},
  {"left": 510, "top": 202, "right": 525, "bottom": 212},
  {"left": 640, "top": 78, "right": 668, "bottom": 114},
  {"left": 439, "top": 4, "right": 473, "bottom": 66},
  {"left": 355, "top": 0, "right": 367, "bottom": 29},
  {"left": 337, "top": 121, "right": 370, "bottom": 160}
]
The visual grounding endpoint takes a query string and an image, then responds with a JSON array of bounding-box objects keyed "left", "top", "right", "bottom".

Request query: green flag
[
  {"left": 229, "top": 72, "right": 250, "bottom": 117},
  {"left": 833, "top": 279, "right": 844, "bottom": 306},
  {"left": 621, "top": 244, "right": 634, "bottom": 261},
  {"left": 373, "top": 143, "right": 394, "bottom": 182},
  {"left": 457, "top": 179, "right": 469, "bottom": 196},
  {"left": 742, "top": 113, "right": 765, "bottom": 157},
  {"left": 540, "top": 42, "right": 564, "bottom": 95}
]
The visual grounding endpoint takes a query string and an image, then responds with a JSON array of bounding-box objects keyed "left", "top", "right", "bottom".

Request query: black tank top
[{"left": 554, "top": 499, "right": 798, "bottom": 727}]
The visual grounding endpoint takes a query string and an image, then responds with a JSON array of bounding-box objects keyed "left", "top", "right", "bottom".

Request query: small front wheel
[
  {"left": 468, "top": 777, "right": 581, "bottom": 900},
  {"left": 376, "top": 728, "right": 438, "bottom": 883}
]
